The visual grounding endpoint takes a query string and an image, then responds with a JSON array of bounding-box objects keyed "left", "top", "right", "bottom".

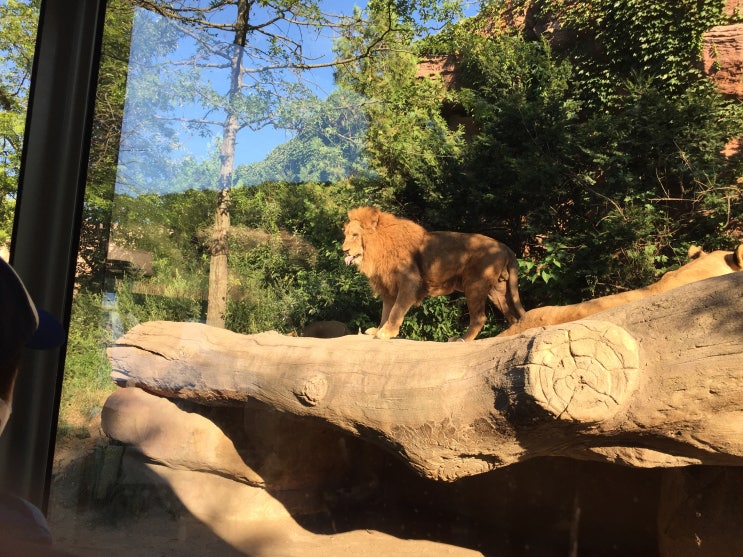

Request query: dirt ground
[
  {"left": 48, "top": 424, "right": 266, "bottom": 556},
  {"left": 43, "top": 397, "right": 662, "bottom": 557},
  {"left": 45, "top": 427, "right": 487, "bottom": 557}
]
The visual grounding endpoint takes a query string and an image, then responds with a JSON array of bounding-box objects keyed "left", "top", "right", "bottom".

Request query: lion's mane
[{"left": 347, "top": 206, "right": 427, "bottom": 299}]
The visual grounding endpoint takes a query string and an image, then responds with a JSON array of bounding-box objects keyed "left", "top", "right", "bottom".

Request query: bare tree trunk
[
  {"left": 109, "top": 273, "right": 743, "bottom": 481},
  {"left": 205, "top": 0, "right": 249, "bottom": 327},
  {"left": 206, "top": 187, "right": 231, "bottom": 327}
]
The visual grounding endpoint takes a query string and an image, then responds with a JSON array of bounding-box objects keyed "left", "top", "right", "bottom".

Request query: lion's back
[{"left": 419, "top": 231, "right": 514, "bottom": 282}]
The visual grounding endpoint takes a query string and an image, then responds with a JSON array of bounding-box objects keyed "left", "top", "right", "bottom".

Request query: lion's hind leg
[{"left": 461, "top": 284, "right": 489, "bottom": 341}]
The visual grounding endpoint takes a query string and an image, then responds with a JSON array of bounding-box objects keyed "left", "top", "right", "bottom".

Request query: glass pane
[{"left": 46, "top": 1, "right": 429, "bottom": 555}]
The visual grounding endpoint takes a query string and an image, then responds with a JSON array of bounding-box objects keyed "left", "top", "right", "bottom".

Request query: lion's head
[
  {"left": 657, "top": 243, "right": 743, "bottom": 287},
  {"left": 342, "top": 207, "right": 381, "bottom": 268},
  {"left": 342, "top": 219, "right": 364, "bottom": 267}
]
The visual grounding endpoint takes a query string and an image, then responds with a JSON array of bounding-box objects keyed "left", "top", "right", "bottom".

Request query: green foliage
[
  {"left": 416, "top": 3, "right": 741, "bottom": 307},
  {"left": 539, "top": 0, "right": 728, "bottom": 108},
  {"left": 59, "top": 291, "right": 116, "bottom": 433},
  {"left": 225, "top": 180, "right": 380, "bottom": 334},
  {"left": 0, "top": 0, "right": 39, "bottom": 246},
  {"left": 115, "top": 281, "right": 205, "bottom": 328},
  {"left": 398, "top": 296, "right": 466, "bottom": 341},
  {"left": 334, "top": 1, "right": 466, "bottom": 218},
  {"left": 237, "top": 89, "right": 371, "bottom": 185},
  {"left": 112, "top": 189, "right": 215, "bottom": 272},
  {"left": 64, "top": 291, "right": 114, "bottom": 389},
  {"left": 454, "top": 33, "right": 580, "bottom": 234},
  {"left": 103, "top": 175, "right": 378, "bottom": 337},
  {"left": 78, "top": 0, "right": 136, "bottom": 289}
]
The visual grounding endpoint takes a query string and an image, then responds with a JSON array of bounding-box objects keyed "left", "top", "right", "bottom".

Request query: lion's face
[{"left": 342, "top": 220, "right": 364, "bottom": 267}]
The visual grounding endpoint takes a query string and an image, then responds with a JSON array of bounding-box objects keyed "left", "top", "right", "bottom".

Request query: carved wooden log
[{"left": 108, "top": 273, "right": 743, "bottom": 481}]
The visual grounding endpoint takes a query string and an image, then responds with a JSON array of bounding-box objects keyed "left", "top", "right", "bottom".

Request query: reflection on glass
[{"left": 48, "top": 1, "right": 422, "bottom": 555}]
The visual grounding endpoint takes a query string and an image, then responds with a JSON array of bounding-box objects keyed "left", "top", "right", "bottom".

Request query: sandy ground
[{"left": 46, "top": 431, "right": 488, "bottom": 557}]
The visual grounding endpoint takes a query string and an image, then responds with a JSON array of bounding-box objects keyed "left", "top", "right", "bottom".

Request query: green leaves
[
  {"left": 541, "top": 0, "right": 727, "bottom": 107},
  {"left": 0, "top": 0, "right": 40, "bottom": 243},
  {"left": 399, "top": 296, "right": 466, "bottom": 341}
]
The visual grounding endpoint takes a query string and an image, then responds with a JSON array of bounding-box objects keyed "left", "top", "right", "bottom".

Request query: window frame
[{"left": 0, "top": 0, "right": 107, "bottom": 511}]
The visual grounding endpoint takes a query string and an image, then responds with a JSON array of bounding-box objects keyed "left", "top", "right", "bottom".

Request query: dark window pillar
[{"left": 0, "top": 0, "right": 107, "bottom": 510}]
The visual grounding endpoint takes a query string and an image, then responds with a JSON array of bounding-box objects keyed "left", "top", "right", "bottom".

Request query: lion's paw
[
  {"left": 373, "top": 327, "right": 399, "bottom": 340},
  {"left": 364, "top": 327, "right": 379, "bottom": 336}
]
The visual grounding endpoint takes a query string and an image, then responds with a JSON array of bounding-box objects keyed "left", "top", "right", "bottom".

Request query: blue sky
[
  {"left": 119, "top": 1, "right": 369, "bottom": 189},
  {"left": 116, "top": 1, "right": 480, "bottom": 194},
  {"left": 180, "top": 0, "right": 368, "bottom": 166}
]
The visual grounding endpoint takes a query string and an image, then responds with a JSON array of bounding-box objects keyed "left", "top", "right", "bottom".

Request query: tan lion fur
[
  {"left": 499, "top": 243, "right": 743, "bottom": 337},
  {"left": 342, "top": 206, "right": 525, "bottom": 341}
]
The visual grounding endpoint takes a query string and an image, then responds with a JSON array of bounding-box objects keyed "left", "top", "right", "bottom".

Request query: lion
[
  {"left": 342, "top": 206, "right": 525, "bottom": 341},
  {"left": 498, "top": 243, "right": 743, "bottom": 337}
]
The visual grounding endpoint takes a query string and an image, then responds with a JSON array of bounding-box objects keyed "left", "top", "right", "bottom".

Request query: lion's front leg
[
  {"left": 374, "top": 287, "right": 417, "bottom": 339},
  {"left": 365, "top": 295, "right": 395, "bottom": 336}
]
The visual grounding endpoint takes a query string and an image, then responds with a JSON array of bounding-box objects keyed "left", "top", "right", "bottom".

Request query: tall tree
[{"left": 130, "top": 0, "right": 464, "bottom": 328}]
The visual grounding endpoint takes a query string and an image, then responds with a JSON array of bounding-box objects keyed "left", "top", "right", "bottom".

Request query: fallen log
[{"left": 108, "top": 272, "right": 743, "bottom": 481}]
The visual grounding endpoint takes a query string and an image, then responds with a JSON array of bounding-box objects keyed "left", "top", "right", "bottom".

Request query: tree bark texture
[
  {"left": 108, "top": 273, "right": 743, "bottom": 481},
  {"left": 205, "top": 2, "right": 247, "bottom": 328}
]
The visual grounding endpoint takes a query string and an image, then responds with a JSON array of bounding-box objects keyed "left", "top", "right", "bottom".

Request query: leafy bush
[
  {"left": 115, "top": 279, "right": 205, "bottom": 328},
  {"left": 224, "top": 180, "right": 381, "bottom": 334},
  {"left": 399, "top": 296, "right": 467, "bottom": 341}
]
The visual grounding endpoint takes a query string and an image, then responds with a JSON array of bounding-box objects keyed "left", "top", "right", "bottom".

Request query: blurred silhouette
[{"left": 0, "top": 257, "right": 73, "bottom": 556}]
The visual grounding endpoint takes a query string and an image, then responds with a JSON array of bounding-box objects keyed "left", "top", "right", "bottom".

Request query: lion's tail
[
  {"left": 505, "top": 256, "right": 526, "bottom": 323},
  {"left": 487, "top": 254, "right": 526, "bottom": 325}
]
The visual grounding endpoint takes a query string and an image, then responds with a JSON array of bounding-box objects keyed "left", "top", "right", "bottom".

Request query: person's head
[{"left": 0, "top": 258, "right": 64, "bottom": 435}]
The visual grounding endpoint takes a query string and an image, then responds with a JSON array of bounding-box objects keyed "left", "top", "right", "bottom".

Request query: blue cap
[{"left": 0, "top": 257, "right": 65, "bottom": 354}]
